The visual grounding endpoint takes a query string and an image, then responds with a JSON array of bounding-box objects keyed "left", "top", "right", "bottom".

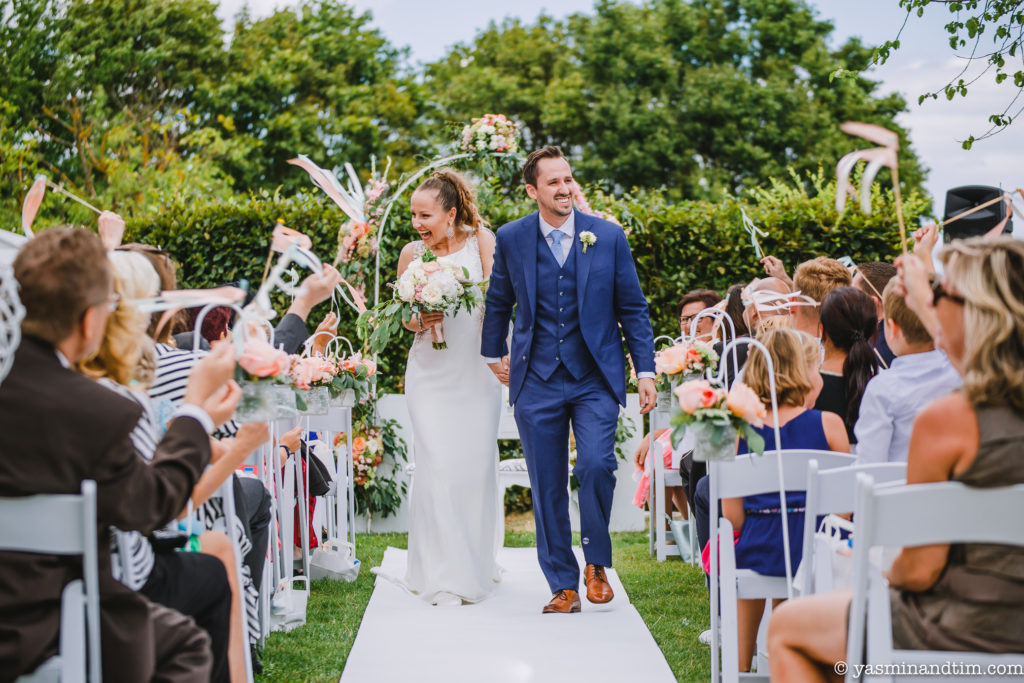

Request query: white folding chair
[
  {"left": 197, "top": 477, "right": 255, "bottom": 683},
  {"left": 710, "top": 449, "right": 855, "bottom": 682},
  {"left": 2, "top": 481, "right": 101, "bottom": 683},
  {"left": 847, "top": 475, "right": 1024, "bottom": 682},
  {"left": 648, "top": 390, "right": 692, "bottom": 562},
  {"left": 799, "top": 461, "right": 906, "bottom": 596}
]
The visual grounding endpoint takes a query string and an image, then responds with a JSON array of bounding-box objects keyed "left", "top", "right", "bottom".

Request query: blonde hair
[
  {"left": 755, "top": 313, "right": 793, "bottom": 337},
  {"left": 414, "top": 168, "right": 486, "bottom": 234},
  {"left": 77, "top": 252, "right": 158, "bottom": 387},
  {"left": 794, "top": 257, "right": 852, "bottom": 303},
  {"left": 940, "top": 236, "right": 1024, "bottom": 412},
  {"left": 744, "top": 327, "right": 820, "bottom": 408}
]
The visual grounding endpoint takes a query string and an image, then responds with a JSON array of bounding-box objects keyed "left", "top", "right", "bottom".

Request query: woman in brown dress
[{"left": 765, "top": 236, "right": 1024, "bottom": 681}]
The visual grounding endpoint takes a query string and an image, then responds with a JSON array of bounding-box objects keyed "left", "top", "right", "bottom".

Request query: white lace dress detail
[{"left": 374, "top": 231, "right": 502, "bottom": 604}]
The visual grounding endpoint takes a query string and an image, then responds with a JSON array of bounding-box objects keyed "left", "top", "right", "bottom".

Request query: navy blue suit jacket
[{"left": 481, "top": 209, "right": 655, "bottom": 405}]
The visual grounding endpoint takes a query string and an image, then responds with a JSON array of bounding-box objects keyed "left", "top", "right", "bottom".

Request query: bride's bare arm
[
  {"left": 477, "top": 228, "right": 496, "bottom": 280},
  {"left": 398, "top": 243, "right": 444, "bottom": 333}
]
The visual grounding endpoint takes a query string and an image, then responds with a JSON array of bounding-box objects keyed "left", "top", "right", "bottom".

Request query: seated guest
[
  {"left": 0, "top": 227, "right": 240, "bottom": 681},
  {"left": 723, "top": 327, "right": 849, "bottom": 670},
  {"left": 767, "top": 236, "right": 1024, "bottom": 679},
  {"left": 791, "top": 256, "right": 852, "bottom": 338},
  {"left": 82, "top": 250, "right": 270, "bottom": 683},
  {"left": 817, "top": 287, "right": 879, "bottom": 445},
  {"left": 678, "top": 288, "right": 723, "bottom": 341},
  {"left": 854, "top": 280, "right": 961, "bottom": 463},
  {"left": 853, "top": 261, "right": 898, "bottom": 368}
]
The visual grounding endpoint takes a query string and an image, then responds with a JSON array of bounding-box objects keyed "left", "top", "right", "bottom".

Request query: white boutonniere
[{"left": 579, "top": 231, "right": 597, "bottom": 254}]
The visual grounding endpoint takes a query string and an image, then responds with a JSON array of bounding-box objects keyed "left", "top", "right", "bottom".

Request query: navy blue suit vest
[{"left": 530, "top": 229, "right": 597, "bottom": 381}]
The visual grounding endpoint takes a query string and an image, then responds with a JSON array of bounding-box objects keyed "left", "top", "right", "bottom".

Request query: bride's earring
[{"left": 446, "top": 221, "right": 455, "bottom": 240}]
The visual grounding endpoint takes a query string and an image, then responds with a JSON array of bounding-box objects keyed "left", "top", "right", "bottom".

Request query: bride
[{"left": 375, "top": 169, "right": 503, "bottom": 605}]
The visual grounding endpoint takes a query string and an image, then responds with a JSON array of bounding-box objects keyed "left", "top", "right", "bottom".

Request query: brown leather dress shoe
[
  {"left": 542, "top": 589, "right": 581, "bottom": 614},
  {"left": 585, "top": 564, "right": 614, "bottom": 604}
]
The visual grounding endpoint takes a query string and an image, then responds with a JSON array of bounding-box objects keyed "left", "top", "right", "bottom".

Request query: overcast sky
[{"left": 216, "top": 0, "right": 1024, "bottom": 224}]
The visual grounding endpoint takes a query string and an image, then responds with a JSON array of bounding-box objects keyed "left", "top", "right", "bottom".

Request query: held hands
[
  {"left": 912, "top": 224, "right": 938, "bottom": 271},
  {"left": 97, "top": 211, "right": 126, "bottom": 251},
  {"left": 290, "top": 265, "right": 342, "bottom": 321},
  {"left": 760, "top": 256, "right": 794, "bottom": 289},
  {"left": 637, "top": 377, "right": 657, "bottom": 415},
  {"left": 278, "top": 425, "right": 302, "bottom": 453},
  {"left": 488, "top": 355, "right": 510, "bottom": 387},
  {"left": 311, "top": 311, "right": 339, "bottom": 355}
]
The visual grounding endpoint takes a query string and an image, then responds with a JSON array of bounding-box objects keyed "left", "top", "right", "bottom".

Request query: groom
[{"left": 482, "top": 146, "right": 657, "bottom": 613}]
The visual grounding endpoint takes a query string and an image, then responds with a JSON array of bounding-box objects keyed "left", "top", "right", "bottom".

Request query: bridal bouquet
[
  {"left": 671, "top": 379, "right": 767, "bottom": 461},
  {"left": 358, "top": 251, "right": 481, "bottom": 352}
]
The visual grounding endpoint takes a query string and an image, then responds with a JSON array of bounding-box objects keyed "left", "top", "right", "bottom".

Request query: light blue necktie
[{"left": 549, "top": 229, "right": 567, "bottom": 267}]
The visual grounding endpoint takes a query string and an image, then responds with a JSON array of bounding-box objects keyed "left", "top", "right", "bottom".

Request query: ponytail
[
  {"left": 415, "top": 168, "right": 487, "bottom": 234},
  {"left": 820, "top": 286, "right": 879, "bottom": 433}
]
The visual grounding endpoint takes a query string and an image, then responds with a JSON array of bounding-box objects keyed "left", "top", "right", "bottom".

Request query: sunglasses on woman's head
[{"left": 931, "top": 279, "right": 966, "bottom": 306}]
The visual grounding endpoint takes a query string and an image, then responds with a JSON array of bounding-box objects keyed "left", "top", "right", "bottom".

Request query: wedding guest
[
  {"left": 724, "top": 283, "right": 752, "bottom": 339},
  {"left": 816, "top": 286, "right": 878, "bottom": 444},
  {"left": 84, "top": 250, "right": 269, "bottom": 683},
  {"left": 791, "top": 256, "right": 852, "bottom": 337},
  {"left": 0, "top": 227, "right": 240, "bottom": 681},
  {"left": 722, "top": 327, "right": 849, "bottom": 670},
  {"left": 679, "top": 288, "right": 723, "bottom": 341},
  {"left": 853, "top": 280, "right": 961, "bottom": 463},
  {"left": 852, "top": 261, "right": 897, "bottom": 368},
  {"left": 767, "top": 236, "right": 1024, "bottom": 680},
  {"left": 742, "top": 277, "right": 791, "bottom": 333}
]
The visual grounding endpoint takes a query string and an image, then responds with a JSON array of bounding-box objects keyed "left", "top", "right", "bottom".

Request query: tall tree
[
  {"left": 426, "top": 0, "right": 927, "bottom": 199},
  {"left": 211, "top": 0, "right": 428, "bottom": 191}
]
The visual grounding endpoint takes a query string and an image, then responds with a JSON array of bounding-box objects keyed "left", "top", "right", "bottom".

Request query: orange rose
[{"left": 352, "top": 436, "right": 367, "bottom": 457}]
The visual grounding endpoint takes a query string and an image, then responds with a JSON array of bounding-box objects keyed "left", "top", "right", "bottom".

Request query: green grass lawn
[{"left": 257, "top": 529, "right": 711, "bottom": 682}]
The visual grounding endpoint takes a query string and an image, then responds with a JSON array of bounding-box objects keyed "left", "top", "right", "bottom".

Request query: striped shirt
[{"left": 100, "top": 379, "right": 159, "bottom": 591}]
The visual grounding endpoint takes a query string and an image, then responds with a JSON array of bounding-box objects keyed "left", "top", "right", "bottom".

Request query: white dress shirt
[{"left": 854, "top": 348, "right": 962, "bottom": 464}]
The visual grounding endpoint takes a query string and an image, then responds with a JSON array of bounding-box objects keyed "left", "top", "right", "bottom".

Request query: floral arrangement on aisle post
[
  {"left": 654, "top": 340, "right": 719, "bottom": 389},
  {"left": 329, "top": 353, "right": 377, "bottom": 406},
  {"left": 358, "top": 249, "right": 482, "bottom": 352},
  {"left": 672, "top": 380, "right": 768, "bottom": 461},
  {"left": 234, "top": 337, "right": 290, "bottom": 422}
]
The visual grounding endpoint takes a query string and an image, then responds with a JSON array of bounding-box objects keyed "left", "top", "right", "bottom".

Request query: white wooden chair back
[
  {"left": 710, "top": 450, "right": 855, "bottom": 682},
  {"left": 847, "top": 475, "right": 1024, "bottom": 682},
  {"left": 800, "top": 461, "right": 906, "bottom": 595},
  {"left": 2, "top": 481, "right": 101, "bottom": 683}
]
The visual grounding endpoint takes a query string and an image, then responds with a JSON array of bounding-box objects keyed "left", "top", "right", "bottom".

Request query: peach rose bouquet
[
  {"left": 237, "top": 338, "right": 289, "bottom": 382},
  {"left": 671, "top": 378, "right": 767, "bottom": 460},
  {"left": 654, "top": 339, "right": 718, "bottom": 388}
]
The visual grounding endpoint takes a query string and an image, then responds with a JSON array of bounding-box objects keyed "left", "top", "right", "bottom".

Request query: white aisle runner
[{"left": 340, "top": 546, "right": 675, "bottom": 683}]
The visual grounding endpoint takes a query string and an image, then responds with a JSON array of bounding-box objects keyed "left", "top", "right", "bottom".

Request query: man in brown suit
[{"left": 0, "top": 227, "right": 242, "bottom": 682}]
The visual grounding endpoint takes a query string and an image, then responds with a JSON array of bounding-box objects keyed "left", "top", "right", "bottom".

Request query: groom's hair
[{"left": 522, "top": 146, "right": 566, "bottom": 187}]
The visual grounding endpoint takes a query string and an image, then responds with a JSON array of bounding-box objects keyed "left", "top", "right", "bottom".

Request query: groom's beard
[{"left": 542, "top": 193, "right": 573, "bottom": 218}]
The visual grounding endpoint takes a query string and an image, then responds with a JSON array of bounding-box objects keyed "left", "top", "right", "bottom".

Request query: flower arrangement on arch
[
  {"left": 460, "top": 113, "right": 521, "bottom": 155},
  {"left": 358, "top": 250, "right": 482, "bottom": 352},
  {"left": 671, "top": 379, "right": 768, "bottom": 458}
]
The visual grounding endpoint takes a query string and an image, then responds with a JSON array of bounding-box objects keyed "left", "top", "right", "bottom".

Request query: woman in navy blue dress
[{"left": 724, "top": 327, "right": 850, "bottom": 671}]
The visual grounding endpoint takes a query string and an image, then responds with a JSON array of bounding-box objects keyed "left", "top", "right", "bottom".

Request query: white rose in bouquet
[
  {"left": 420, "top": 281, "right": 444, "bottom": 306},
  {"left": 441, "top": 277, "right": 460, "bottom": 298},
  {"left": 396, "top": 279, "right": 416, "bottom": 302}
]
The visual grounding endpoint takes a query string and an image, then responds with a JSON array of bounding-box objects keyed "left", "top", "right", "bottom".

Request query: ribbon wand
[
  {"left": 836, "top": 122, "right": 907, "bottom": 254},
  {"left": 740, "top": 208, "right": 767, "bottom": 259}
]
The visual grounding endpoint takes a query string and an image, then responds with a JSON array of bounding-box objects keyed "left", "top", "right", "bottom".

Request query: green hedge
[{"left": 127, "top": 169, "right": 929, "bottom": 389}]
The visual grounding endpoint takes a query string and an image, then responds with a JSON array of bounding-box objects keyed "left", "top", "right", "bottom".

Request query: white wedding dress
[{"left": 374, "top": 232, "right": 503, "bottom": 605}]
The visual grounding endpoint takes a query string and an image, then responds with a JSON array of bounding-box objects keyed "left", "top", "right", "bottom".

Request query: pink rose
[
  {"left": 238, "top": 338, "right": 289, "bottom": 378},
  {"left": 675, "top": 380, "right": 722, "bottom": 415},
  {"left": 655, "top": 344, "right": 688, "bottom": 375},
  {"left": 725, "top": 382, "right": 768, "bottom": 428},
  {"left": 422, "top": 262, "right": 441, "bottom": 274}
]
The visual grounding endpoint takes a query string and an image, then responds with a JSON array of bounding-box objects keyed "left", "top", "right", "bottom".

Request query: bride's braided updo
[{"left": 415, "top": 168, "right": 487, "bottom": 234}]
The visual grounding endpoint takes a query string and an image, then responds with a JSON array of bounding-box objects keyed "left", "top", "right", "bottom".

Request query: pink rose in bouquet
[
  {"left": 655, "top": 344, "right": 688, "bottom": 375},
  {"left": 239, "top": 338, "right": 289, "bottom": 378},
  {"left": 675, "top": 380, "right": 723, "bottom": 415},
  {"left": 725, "top": 382, "right": 767, "bottom": 428},
  {"left": 290, "top": 356, "right": 337, "bottom": 390}
]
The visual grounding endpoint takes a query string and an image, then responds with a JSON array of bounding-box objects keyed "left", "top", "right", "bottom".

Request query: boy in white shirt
[{"left": 854, "top": 280, "right": 962, "bottom": 463}]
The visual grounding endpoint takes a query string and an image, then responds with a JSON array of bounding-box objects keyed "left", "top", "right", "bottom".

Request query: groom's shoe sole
[
  {"left": 585, "top": 564, "right": 614, "bottom": 604},
  {"left": 542, "top": 589, "right": 581, "bottom": 614}
]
